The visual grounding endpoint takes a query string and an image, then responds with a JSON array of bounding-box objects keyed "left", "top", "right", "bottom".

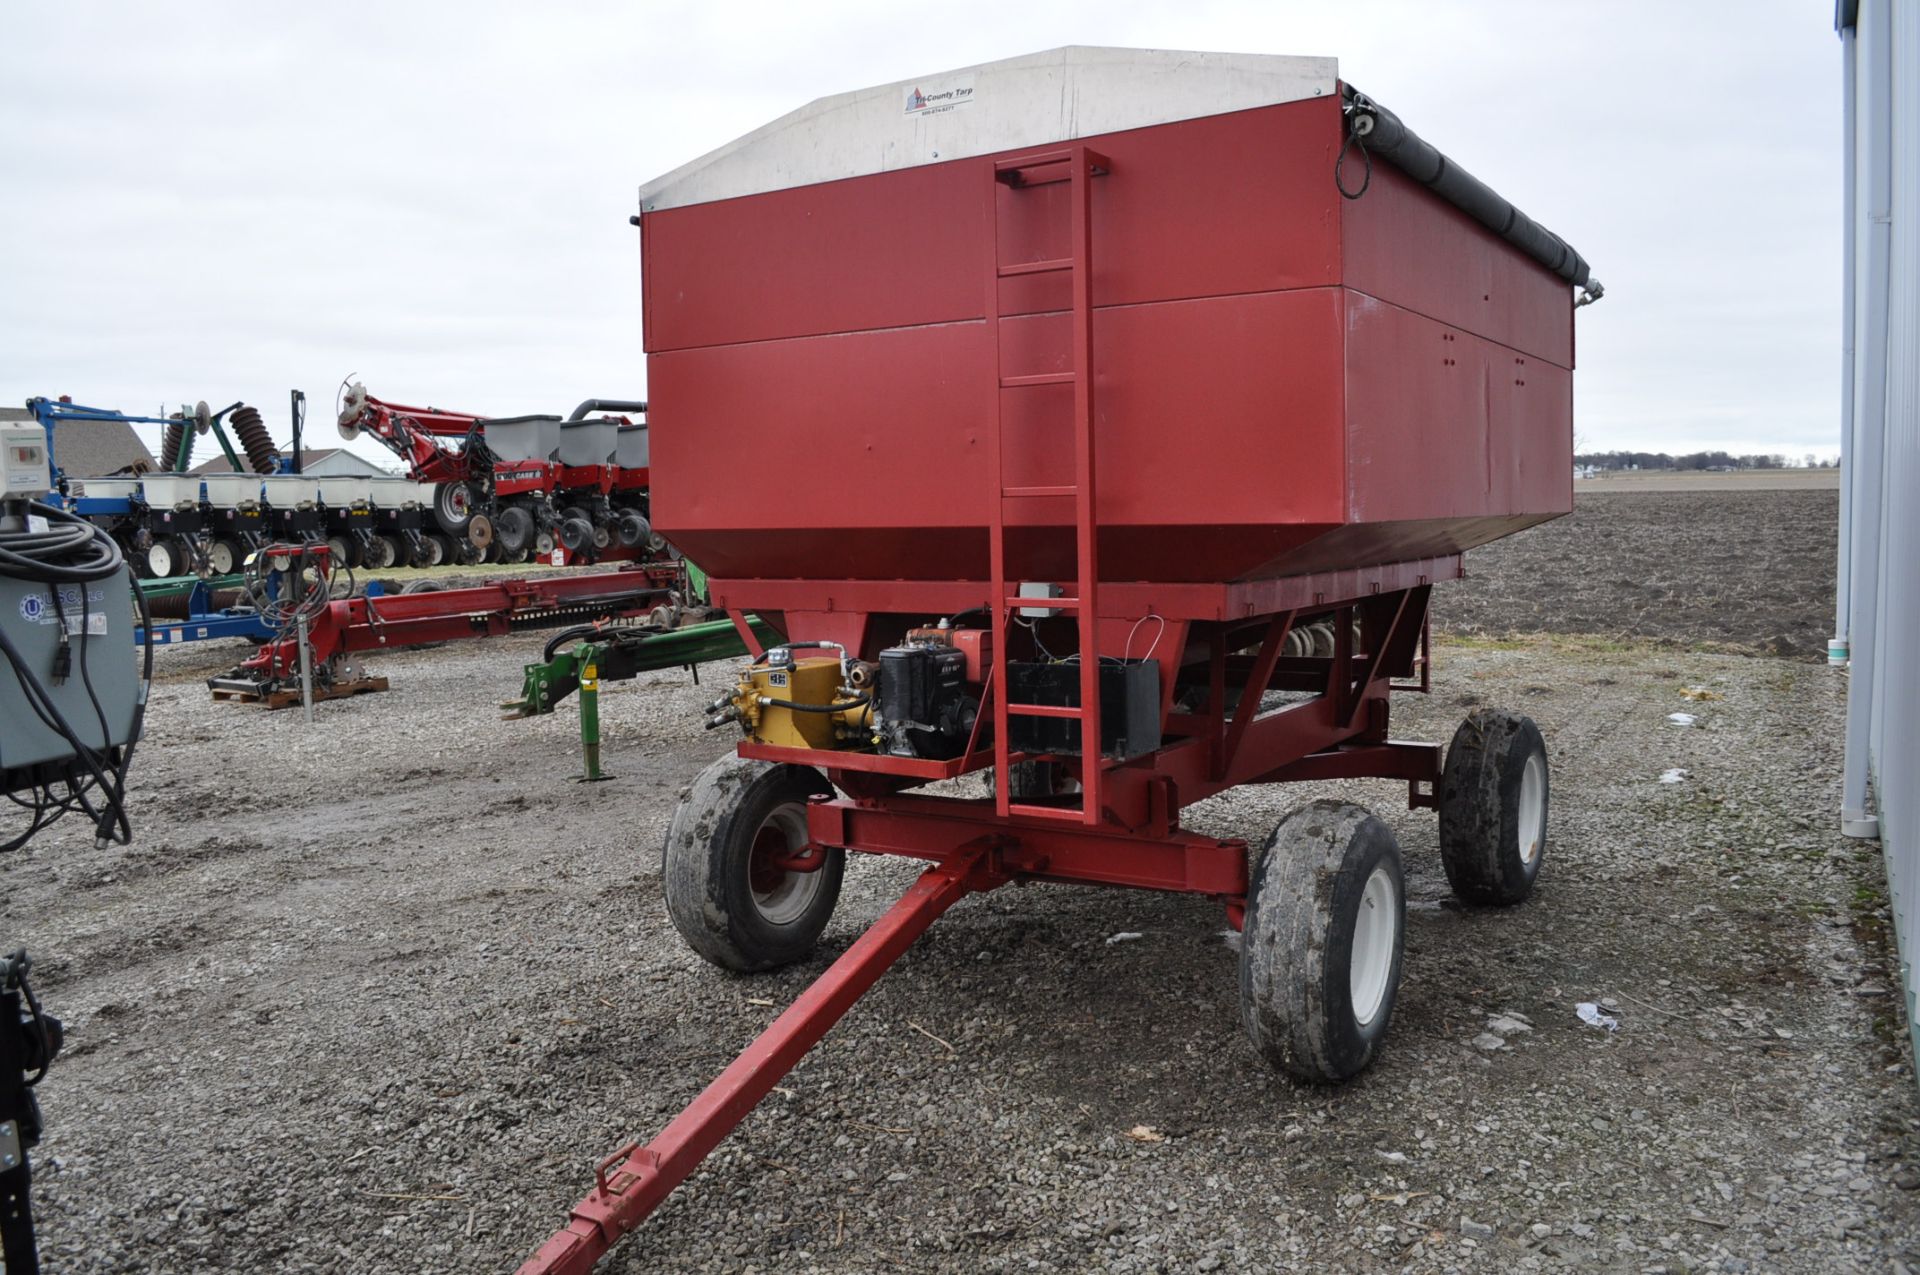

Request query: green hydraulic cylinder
[{"left": 578, "top": 646, "right": 608, "bottom": 782}]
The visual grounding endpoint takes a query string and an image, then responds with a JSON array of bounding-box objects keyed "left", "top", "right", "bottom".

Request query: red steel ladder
[{"left": 985, "top": 145, "right": 1108, "bottom": 826}]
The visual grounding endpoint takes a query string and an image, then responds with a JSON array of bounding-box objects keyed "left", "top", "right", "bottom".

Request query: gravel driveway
[{"left": 4, "top": 606, "right": 1915, "bottom": 1272}]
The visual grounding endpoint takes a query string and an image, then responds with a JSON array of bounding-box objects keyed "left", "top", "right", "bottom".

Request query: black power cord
[
  {"left": 0, "top": 501, "right": 151, "bottom": 853},
  {"left": 1, "top": 950, "right": 63, "bottom": 1275}
]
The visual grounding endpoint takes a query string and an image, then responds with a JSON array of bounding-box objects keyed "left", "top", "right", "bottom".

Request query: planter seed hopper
[{"left": 522, "top": 46, "right": 1599, "bottom": 1273}]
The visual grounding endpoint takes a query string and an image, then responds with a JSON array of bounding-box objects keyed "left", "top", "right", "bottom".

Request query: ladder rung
[
  {"left": 1005, "top": 596, "right": 1081, "bottom": 609},
  {"left": 998, "top": 258, "right": 1073, "bottom": 278},
  {"left": 1002, "top": 485, "right": 1077, "bottom": 499},
  {"left": 1008, "top": 802, "right": 1088, "bottom": 823},
  {"left": 999, "top": 372, "right": 1075, "bottom": 388},
  {"left": 994, "top": 151, "right": 1073, "bottom": 172},
  {"left": 1006, "top": 702, "right": 1082, "bottom": 719}
]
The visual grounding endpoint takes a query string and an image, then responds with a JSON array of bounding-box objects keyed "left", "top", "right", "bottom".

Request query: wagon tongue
[{"left": 516, "top": 846, "right": 1005, "bottom": 1275}]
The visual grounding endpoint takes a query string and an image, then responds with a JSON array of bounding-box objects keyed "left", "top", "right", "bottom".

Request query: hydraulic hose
[
  {"left": 750, "top": 641, "right": 844, "bottom": 665},
  {"left": 567, "top": 399, "right": 647, "bottom": 421},
  {"left": 756, "top": 691, "right": 870, "bottom": 714}
]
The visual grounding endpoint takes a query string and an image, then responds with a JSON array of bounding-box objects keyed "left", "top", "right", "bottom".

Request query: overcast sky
[{"left": 0, "top": 1, "right": 1840, "bottom": 465}]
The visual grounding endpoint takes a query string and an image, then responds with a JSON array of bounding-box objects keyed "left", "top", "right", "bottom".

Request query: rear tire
[
  {"left": 1438, "top": 709, "right": 1549, "bottom": 906},
  {"left": 421, "top": 533, "right": 449, "bottom": 567},
  {"left": 1240, "top": 800, "right": 1405, "bottom": 1083},
  {"left": 665, "top": 756, "right": 843, "bottom": 972}
]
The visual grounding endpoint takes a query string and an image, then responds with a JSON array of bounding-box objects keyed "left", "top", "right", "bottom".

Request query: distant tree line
[{"left": 1574, "top": 451, "right": 1839, "bottom": 471}]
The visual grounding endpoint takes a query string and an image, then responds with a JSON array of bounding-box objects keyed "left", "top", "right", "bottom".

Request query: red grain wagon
[{"left": 523, "top": 47, "right": 1599, "bottom": 1272}]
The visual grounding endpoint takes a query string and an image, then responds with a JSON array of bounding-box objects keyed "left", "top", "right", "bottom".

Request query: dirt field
[
  {"left": 1436, "top": 487, "right": 1840, "bottom": 661},
  {"left": 1576, "top": 470, "right": 1840, "bottom": 494},
  {"left": 4, "top": 486, "right": 1913, "bottom": 1274}
]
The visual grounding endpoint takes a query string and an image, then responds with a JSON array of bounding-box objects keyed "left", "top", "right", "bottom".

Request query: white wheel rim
[
  {"left": 749, "top": 804, "right": 824, "bottom": 926},
  {"left": 1517, "top": 752, "right": 1546, "bottom": 867},
  {"left": 147, "top": 543, "right": 174, "bottom": 576},
  {"left": 1350, "top": 865, "right": 1398, "bottom": 1028}
]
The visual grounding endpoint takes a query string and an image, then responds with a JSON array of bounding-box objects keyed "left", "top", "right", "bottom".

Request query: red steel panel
[
  {"left": 1343, "top": 291, "right": 1572, "bottom": 532},
  {"left": 641, "top": 89, "right": 1573, "bottom": 592},
  {"left": 1339, "top": 160, "right": 1574, "bottom": 368},
  {"left": 642, "top": 98, "right": 1343, "bottom": 354},
  {"left": 653, "top": 288, "right": 1348, "bottom": 582}
]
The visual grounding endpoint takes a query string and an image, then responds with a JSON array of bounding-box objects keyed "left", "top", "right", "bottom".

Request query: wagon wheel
[
  {"left": 1240, "top": 799, "right": 1405, "bottom": 1083},
  {"left": 1438, "top": 709, "right": 1549, "bottom": 905},
  {"left": 664, "top": 755, "right": 844, "bottom": 972}
]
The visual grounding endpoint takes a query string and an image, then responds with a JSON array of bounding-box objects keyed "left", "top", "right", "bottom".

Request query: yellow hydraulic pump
[{"left": 705, "top": 652, "right": 873, "bottom": 749}]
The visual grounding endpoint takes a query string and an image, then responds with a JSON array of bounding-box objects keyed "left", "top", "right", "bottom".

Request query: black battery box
[{"left": 1006, "top": 659, "right": 1160, "bottom": 761}]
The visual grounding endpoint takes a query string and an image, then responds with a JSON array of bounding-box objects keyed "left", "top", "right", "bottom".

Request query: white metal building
[{"left": 1835, "top": 0, "right": 1919, "bottom": 1064}]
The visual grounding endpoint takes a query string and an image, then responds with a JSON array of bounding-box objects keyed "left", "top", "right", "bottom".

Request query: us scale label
[{"left": 16, "top": 585, "right": 109, "bottom": 633}]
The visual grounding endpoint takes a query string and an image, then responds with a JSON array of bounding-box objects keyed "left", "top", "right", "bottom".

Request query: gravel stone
[{"left": 4, "top": 491, "right": 1916, "bottom": 1273}]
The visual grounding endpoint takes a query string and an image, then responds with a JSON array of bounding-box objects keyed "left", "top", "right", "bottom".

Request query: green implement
[
  {"left": 502, "top": 615, "right": 777, "bottom": 780},
  {"left": 137, "top": 572, "right": 246, "bottom": 602}
]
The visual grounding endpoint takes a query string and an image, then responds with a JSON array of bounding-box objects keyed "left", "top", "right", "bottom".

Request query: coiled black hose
[
  {"left": 0, "top": 513, "right": 124, "bottom": 582},
  {"left": 0, "top": 501, "right": 151, "bottom": 850}
]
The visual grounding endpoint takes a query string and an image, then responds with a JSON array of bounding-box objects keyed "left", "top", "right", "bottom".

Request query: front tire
[
  {"left": 1438, "top": 709, "right": 1549, "bottom": 906},
  {"left": 1240, "top": 800, "right": 1406, "bottom": 1083},
  {"left": 664, "top": 756, "right": 844, "bottom": 972}
]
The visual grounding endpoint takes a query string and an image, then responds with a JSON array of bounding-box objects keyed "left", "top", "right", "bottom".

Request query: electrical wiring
[{"left": 1, "top": 500, "right": 150, "bottom": 852}]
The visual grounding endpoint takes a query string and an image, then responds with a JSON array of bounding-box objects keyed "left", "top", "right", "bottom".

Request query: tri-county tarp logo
[{"left": 903, "top": 76, "right": 974, "bottom": 117}]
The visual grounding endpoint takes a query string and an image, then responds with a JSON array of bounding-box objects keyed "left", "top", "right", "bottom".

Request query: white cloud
[{"left": 0, "top": 0, "right": 1839, "bottom": 460}]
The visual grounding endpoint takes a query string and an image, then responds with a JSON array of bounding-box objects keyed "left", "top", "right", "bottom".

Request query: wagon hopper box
[{"left": 521, "top": 46, "right": 1599, "bottom": 1274}]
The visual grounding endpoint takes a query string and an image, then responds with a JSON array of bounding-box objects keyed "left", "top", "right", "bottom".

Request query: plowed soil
[{"left": 1436, "top": 488, "right": 1840, "bottom": 660}]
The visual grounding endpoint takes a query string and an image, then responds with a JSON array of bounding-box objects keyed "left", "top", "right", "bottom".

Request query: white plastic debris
[
  {"left": 1105, "top": 931, "right": 1145, "bottom": 945},
  {"left": 1659, "top": 768, "right": 1687, "bottom": 784},
  {"left": 1576, "top": 1002, "right": 1621, "bottom": 1032},
  {"left": 1667, "top": 712, "right": 1696, "bottom": 727}
]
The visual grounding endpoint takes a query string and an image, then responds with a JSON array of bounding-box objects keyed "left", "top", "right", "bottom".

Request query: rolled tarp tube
[{"left": 1342, "top": 85, "right": 1597, "bottom": 294}]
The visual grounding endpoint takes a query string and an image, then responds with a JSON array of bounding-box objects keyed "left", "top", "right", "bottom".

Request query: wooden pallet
[{"left": 209, "top": 675, "right": 390, "bottom": 709}]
